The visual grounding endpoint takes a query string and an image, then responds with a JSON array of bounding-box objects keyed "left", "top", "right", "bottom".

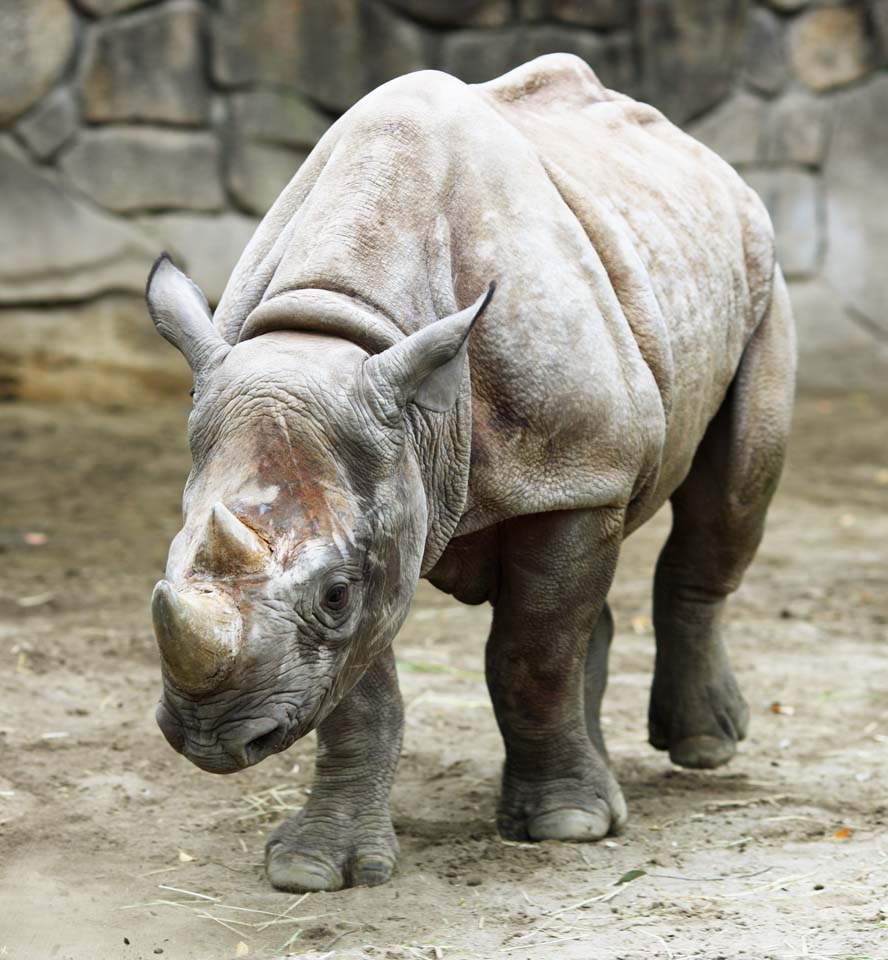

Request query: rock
[
  {"left": 137, "top": 213, "right": 260, "bottom": 306},
  {"left": 0, "top": 0, "right": 76, "bottom": 123},
  {"left": 60, "top": 128, "right": 225, "bottom": 214},
  {"left": 0, "top": 137, "right": 155, "bottom": 303},
  {"left": 742, "top": 7, "right": 788, "bottom": 96},
  {"left": 15, "top": 86, "right": 78, "bottom": 160},
  {"left": 229, "top": 90, "right": 330, "bottom": 149},
  {"left": 226, "top": 141, "right": 309, "bottom": 217},
  {"left": 441, "top": 26, "right": 637, "bottom": 96},
  {"left": 438, "top": 28, "right": 521, "bottom": 85},
  {"left": 823, "top": 75, "right": 888, "bottom": 336},
  {"left": 685, "top": 92, "right": 764, "bottom": 166},
  {"left": 788, "top": 6, "right": 872, "bottom": 91},
  {"left": 73, "top": 0, "right": 151, "bottom": 13},
  {"left": 871, "top": 0, "right": 888, "bottom": 68},
  {"left": 638, "top": 0, "right": 748, "bottom": 126},
  {"left": 386, "top": 0, "right": 510, "bottom": 26},
  {"left": 80, "top": 1, "right": 209, "bottom": 125},
  {"left": 518, "top": 0, "right": 632, "bottom": 28},
  {"left": 762, "top": 93, "right": 828, "bottom": 166},
  {"left": 763, "top": 0, "right": 809, "bottom": 9},
  {"left": 788, "top": 279, "right": 888, "bottom": 393},
  {"left": 212, "top": 0, "right": 427, "bottom": 112},
  {"left": 0, "top": 295, "right": 191, "bottom": 406},
  {"left": 745, "top": 168, "right": 821, "bottom": 279},
  {"left": 522, "top": 28, "right": 637, "bottom": 97}
]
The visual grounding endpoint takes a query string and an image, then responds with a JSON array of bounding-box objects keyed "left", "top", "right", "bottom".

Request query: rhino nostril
[{"left": 222, "top": 716, "right": 284, "bottom": 767}]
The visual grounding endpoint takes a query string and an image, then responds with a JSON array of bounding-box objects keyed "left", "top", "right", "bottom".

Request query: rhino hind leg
[
  {"left": 266, "top": 646, "right": 403, "bottom": 892},
  {"left": 649, "top": 274, "right": 796, "bottom": 770},
  {"left": 487, "top": 508, "right": 627, "bottom": 844}
]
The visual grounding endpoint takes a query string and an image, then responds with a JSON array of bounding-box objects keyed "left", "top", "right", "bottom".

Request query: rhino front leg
[
  {"left": 487, "top": 508, "right": 627, "bottom": 843},
  {"left": 584, "top": 602, "right": 614, "bottom": 763},
  {"left": 266, "top": 646, "right": 403, "bottom": 892},
  {"left": 649, "top": 278, "right": 794, "bottom": 769}
]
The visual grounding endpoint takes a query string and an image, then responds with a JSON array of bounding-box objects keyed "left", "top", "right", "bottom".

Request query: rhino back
[{"left": 213, "top": 55, "right": 776, "bottom": 536}]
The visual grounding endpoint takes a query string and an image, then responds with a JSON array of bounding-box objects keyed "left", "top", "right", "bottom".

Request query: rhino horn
[
  {"left": 364, "top": 282, "right": 496, "bottom": 422},
  {"left": 193, "top": 502, "right": 271, "bottom": 576},
  {"left": 151, "top": 580, "right": 241, "bottom": 695}
]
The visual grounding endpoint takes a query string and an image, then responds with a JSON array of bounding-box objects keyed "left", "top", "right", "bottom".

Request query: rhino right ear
[{"left": 146, "top": 254, "right": 230, "bottom": 374}]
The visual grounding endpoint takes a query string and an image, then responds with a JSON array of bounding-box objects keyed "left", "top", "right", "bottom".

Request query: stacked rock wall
[{"left": 1, "top": 0, "right": 886, "bottom": 403}]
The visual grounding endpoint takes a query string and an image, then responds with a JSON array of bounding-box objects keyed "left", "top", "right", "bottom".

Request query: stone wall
[{"left": 2, "top": 0, "right": 886, "bottom": 403}]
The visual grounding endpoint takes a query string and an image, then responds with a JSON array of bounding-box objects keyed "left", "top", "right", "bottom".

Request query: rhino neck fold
[{"left": 237, "top": 288, "right": 402, "bottom": 354}]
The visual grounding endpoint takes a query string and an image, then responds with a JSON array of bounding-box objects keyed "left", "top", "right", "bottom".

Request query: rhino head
[{"left": 146, "top": 255, "right": 493, "bottom": 773}]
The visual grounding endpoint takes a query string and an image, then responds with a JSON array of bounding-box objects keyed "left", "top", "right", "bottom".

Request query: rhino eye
[{"left": 322, "top": 582, "right": 349, "bottom": 612}]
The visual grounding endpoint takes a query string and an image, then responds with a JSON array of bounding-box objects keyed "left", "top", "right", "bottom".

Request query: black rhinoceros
[{"left": 146, "top": 54, "right": 796, "bottom": 892}]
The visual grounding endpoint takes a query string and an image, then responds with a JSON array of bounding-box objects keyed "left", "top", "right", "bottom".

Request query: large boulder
[
  {"left": 0, "top": 295, "right": 190, "bottom": 405},
  {"left": 638, "top": 0, "right": 748, "bottom": 125},
  {"left": 60, "top": 128, "right": 225, "bottom": 213},
  {"left": 873, "top": 0, "right": 888, "bottom": 68},
  {"left": 224, "top": 90, "right": 327, "bottom": 217},
  {"left": 212, "top": 0, "right": 427, "bottom": 112},
  {"left": 440, "top": 26, "right": 636, "bottom": 95},
  {"left": 762, "top": 93, "right": 828, "bottom": 166},
  {"left": 15, "top": 86, "right": 78, "bottom": 160},
  {"left": 0, "top": 138, "right": 155, "bottom": 304},
  {"left": 822, "top": 75, "right": 888, "bottom": 337},
  {"left": 225, "top": 141, "right": 309, "bottom": 217},
  {"left": 745, "top": 168, "right": 821, "bottom": 279},
  {"left": 518, "top": 0, "right": 631, "bottom": 28},
  {"left": 80, "top": 1, "right": 209, "bottom": 125},
  {"left": 788, "top": 6, "right": 873, "bottom": 92},
  {"left": 137, "top": 213, "right": 260, "bottom": 306},
  {"left": 386, "top": 0, "right": 510, "bottom": 25},
  {"left": 686, "top": 91, "right": 764, "bottom": 166},
  {"left": 742, "top": 6, "right": 788, "bottom": 96},
  {"left": 0, "top": 0, "right": 76, "bottom": 123},
  {"left": 229, "top": 90, "right": 330, "bottom": 149},
  {"left": 788, "top": 279, "right": 888, "bottom": 393},
  {"left": 74, "top": 0, "right": 150, "bottom": 13}
]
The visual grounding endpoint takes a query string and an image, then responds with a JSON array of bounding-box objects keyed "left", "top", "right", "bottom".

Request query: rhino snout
[{"left": 156, "top": 697, "right": 296, "bottom": 773}]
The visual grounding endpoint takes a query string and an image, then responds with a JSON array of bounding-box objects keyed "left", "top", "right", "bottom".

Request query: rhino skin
[{"left": 146, "top": 54, "right": 796, "bottom": 893}]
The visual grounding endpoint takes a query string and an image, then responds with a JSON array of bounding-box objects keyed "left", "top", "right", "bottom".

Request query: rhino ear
[
  {"left": 146, "top": 254, "right": 230, "bottom": 374},
  {"left": 364, "top": 282, "right": 495, "bottom": 422}
]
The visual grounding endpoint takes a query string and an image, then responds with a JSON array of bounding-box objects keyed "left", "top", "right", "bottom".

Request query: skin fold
[{"left": 146, "top": 54, "right": 796, "bottom": 892}]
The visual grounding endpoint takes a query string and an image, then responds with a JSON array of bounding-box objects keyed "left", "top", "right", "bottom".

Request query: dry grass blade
[
  {"left": 195, "top": 911, "right": 245, "bottom": 936},
  {"left": 501, "top": 934, "right": 584, "bottom": 953},
  {"left": 158, "top": 884, "right": 219, "bottom": 901},
  {"left": 211, "top": 784, "right": 305, "bottom": 822},
  {"left": 255, "top": 892, "right": 310, "bottom": 932}
]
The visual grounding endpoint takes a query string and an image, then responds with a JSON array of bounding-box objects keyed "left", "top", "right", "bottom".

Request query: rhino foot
[
  {"left": 265, "top": 812, "right": 398, "bottom": 892},
  {"left": 497, "top": 757, "right": 628, "bottom": 843},
  {"left": 648, "top": 663, "right": 749, "bottom": 770}
]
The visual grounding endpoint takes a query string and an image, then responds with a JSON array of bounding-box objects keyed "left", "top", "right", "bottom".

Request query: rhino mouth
[{"left": 156, "top": 698, "right": 303, "bottom": 774}]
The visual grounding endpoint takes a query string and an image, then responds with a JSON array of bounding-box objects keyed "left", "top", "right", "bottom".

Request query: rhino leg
[
  {"left": 649, "top": 277, "right": 795, "bottom": 770},
  {"left": 266, "top": 646, "right": 403, "bottom": 892},
  {"left": 487, "top": 508, "right": 627, "bottom": 843},
  {"left": 584, "top": 602, "right": 614, "bottom": 763}
]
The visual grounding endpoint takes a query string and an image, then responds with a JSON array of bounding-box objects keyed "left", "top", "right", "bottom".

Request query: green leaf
[{"left": 616, "top": 869, "right": 646, "bottom": 885}]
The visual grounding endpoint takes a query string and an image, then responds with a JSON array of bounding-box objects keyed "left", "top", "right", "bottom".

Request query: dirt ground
[{"left": 1, "top": 390, "right": 886, "bottom": 960}]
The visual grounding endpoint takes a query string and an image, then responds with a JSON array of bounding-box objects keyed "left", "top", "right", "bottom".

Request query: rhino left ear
[
  {"left": 364, "top": 282, "right": 495, "bottom": 422},
  {"left": 146, "top": 253, "right": 230, "bottom": 375}
]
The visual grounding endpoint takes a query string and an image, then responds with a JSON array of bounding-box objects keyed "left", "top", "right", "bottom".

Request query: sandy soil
[{"left": 1, "top": 391, "right": 886, "bottom": 960}]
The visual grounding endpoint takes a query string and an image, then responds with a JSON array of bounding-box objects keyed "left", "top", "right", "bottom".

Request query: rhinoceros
[{"left": 146, "top": 54, "right": 795, "bottom": 892}]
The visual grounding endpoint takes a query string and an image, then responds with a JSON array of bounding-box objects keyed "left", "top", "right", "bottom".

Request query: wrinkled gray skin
[{"left": 147, "top": 55, "right": 796, "bottom": 893}]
